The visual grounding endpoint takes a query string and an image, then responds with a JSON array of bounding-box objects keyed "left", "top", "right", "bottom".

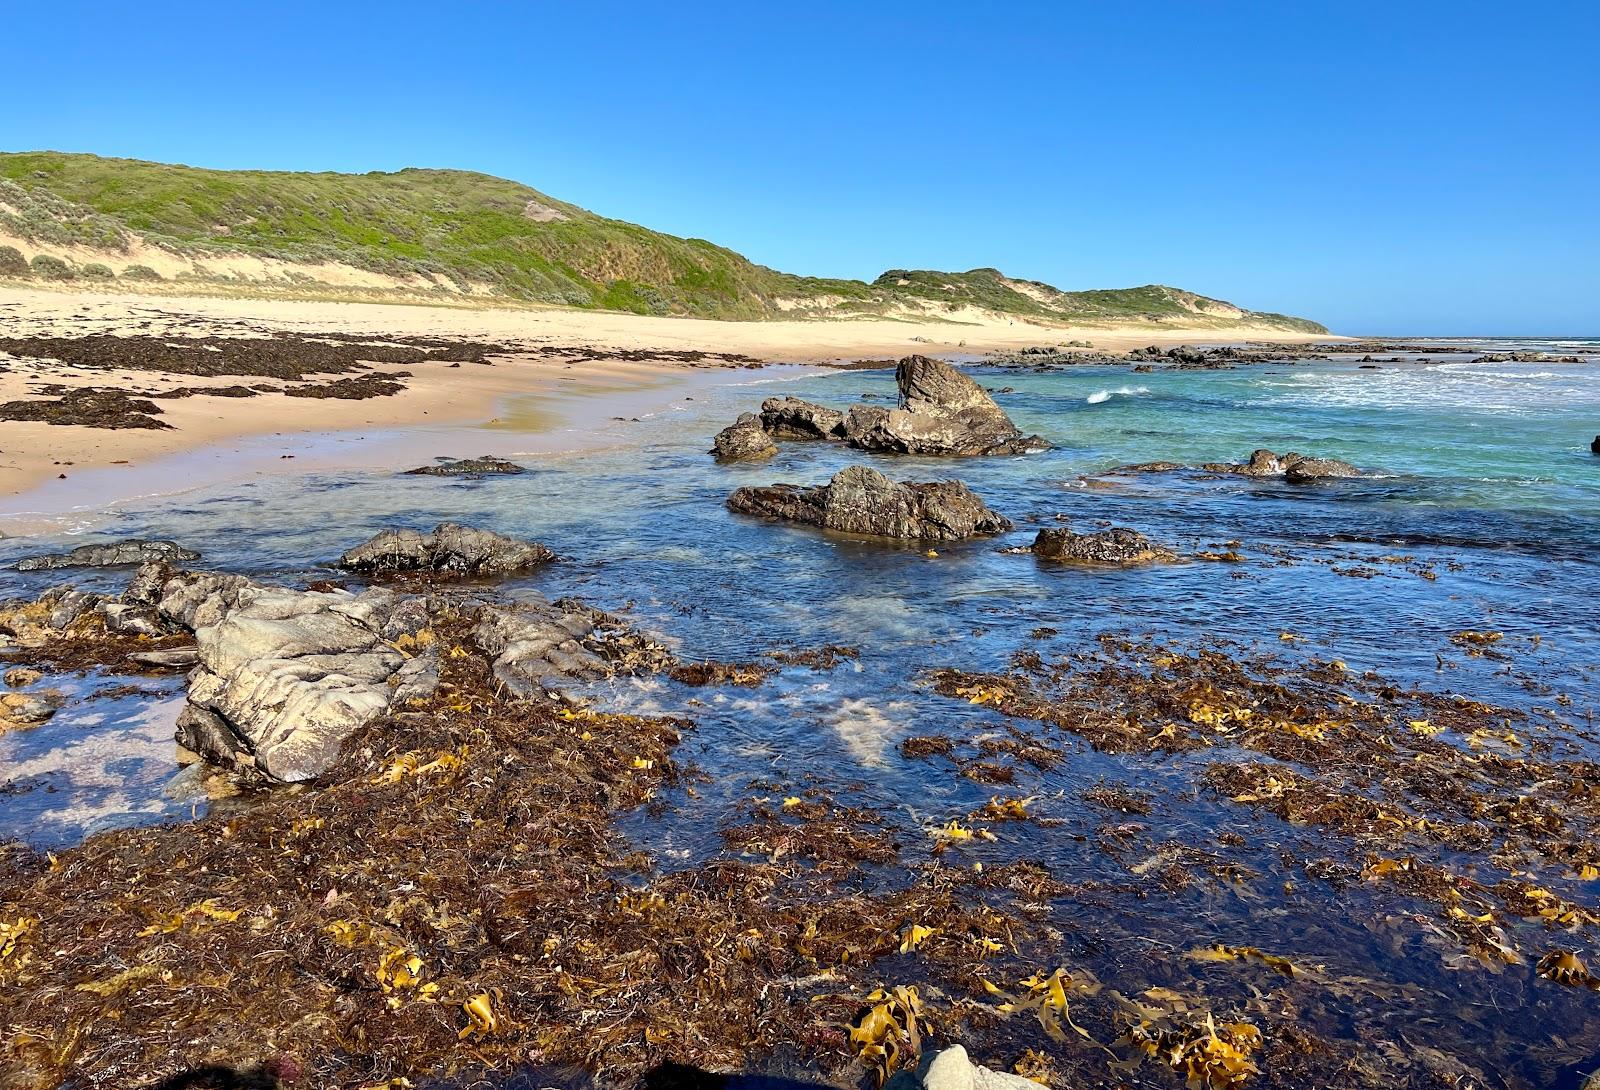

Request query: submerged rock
[
  {"left": 711, "top": 413, "right": 778, "bottom": 460},
  {"left": 714, "top": 356, "right": 1048, "bottom": 459},
  {"left": 728, "top": 465, "right": 1012, "bottom": 541},
  {"left": 1118, "top": 448, "right": 1363, "bottom": 482},
  {"left": 1024, "top": 526, "right": 1178, "bottom": 565},
  {"left": 404, "top": 455, "right": 526, "bottom": 477},
  {"left": 16, "top": 539, "right": 199, "bottom": 572},
  {"left": 339, "top": 522, "right": 557, "bottom": 576}
]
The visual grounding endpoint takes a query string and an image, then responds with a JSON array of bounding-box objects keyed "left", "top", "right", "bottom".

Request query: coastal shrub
[
  {"left": 80, "top": 261, "right": 114, "bottom": 279},
  {"left": 29, "top": 254, "right": 75, "bottom": 279},
  {"left": 122, "top": 264, "right": 162, "bottom": 281},
  {"left": 0, "top": 245, "right": 27, "bottom": 276}
]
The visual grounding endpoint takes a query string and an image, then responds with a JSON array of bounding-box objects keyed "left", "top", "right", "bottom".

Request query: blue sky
[{"left": 8, "top": 1, "right": 1597, "bottom": 334}]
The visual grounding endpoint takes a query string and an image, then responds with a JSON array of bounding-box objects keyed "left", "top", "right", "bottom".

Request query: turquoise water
[{"left": 2, "top": 341, "right": 1598, "bottom": 1085}]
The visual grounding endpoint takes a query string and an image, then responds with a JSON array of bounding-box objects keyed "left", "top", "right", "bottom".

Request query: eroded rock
[
  {"left": 714, "top": 356, "right": 1048, "bottom": 459},
  {"left": 728, "top": 465, "right": 1012, "bottom": 541},
  {"left": 472, "top": 595, "right": 672, "bottom": 701},
  {"left": 758, "top": 397, "right": 847, "bottom": 439},
  {"left": 711, "top": 414, "right": 778, "bottom": 460},
  {"left": 339, "top": 522, "right": 557, "bottom": 576},
  {"left": 1024, "top": 526, "right": 1177, "bottom": 565}
]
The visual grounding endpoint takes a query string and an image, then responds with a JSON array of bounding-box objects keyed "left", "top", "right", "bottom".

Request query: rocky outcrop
[
  {"left": 1591, "top": 435, "right": 1599, "bottom": 455},
  {"left": 759, "top": 397, "right": 847, "bottom": 440},
  {"left": 844, "top": 356, "right": 1048, "bottom": 455},
  {"left": 404, "top": 456, "right": 525, "bottom": 477},
  {"left": 711, "top": 414, "right": 778, "bottom": 460},
  {"left": 728, "top": 465, "right": 1012, "bottom": 541},
  {"left": 16, "top": 539, "right": 198, "bottom": 572},
  {"left": 176, "top": 584, "right": 427, "bottom": 781},
  {"left": 1283, "top": 456, "right": 1361, "bottom": 482},
  {"left": 713, "top": 356, "right": 1048, "bottom": 460},
  {"left": 1022, "top": 526, "right": 1177, "bottom": 565},
  {"left": 339, "top": 522, "right": 556, "bottom": 576}
]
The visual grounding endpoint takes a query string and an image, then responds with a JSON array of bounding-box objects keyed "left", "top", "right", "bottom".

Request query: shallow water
[{"left": 2, "top": 340, "right": 1599, "bottom": 1085}]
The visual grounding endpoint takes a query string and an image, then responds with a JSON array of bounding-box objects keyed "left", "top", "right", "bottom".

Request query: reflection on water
[{"left": 1, "top": 341, "right": 1598, "bottom": 1082}]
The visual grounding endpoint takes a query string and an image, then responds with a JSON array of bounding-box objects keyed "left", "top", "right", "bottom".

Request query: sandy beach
[{"left": 0, "top": 284, "right": 1337, "bottom": 521}]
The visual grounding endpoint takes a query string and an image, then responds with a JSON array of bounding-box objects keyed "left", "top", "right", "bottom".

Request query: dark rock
[
  {"left": 758, "top": 396, "right": 847, "bottom": 439},
  {"left": 338, "top": 522, "right": 556, "bottom": 576},
  {"left": 403, "top": 456, "right": 526, "bottom": 477},
  {"left": 716, "top": 356, "right": 1048, "bottom": 460},
  {"left": 17, "top": 539, "right": 199, "bottom": 572},
  {"left": 728, "top": 465, "right": 1012, "bottom": 541},
  {"left": 1591, "top": 435, "right": 1599, "bottom": 455},
  {"left": 1283, "top": 455, "right": 1361, "bottom": 482},
  {"left": 711, "top": 413, "right": 777, "bottom": 460},
  {"left": 1026, "top": 526, "right": 1178, "bottom": 565},
  {"left": 843, "top": 356, "right": 1049, "bottom": 456}
]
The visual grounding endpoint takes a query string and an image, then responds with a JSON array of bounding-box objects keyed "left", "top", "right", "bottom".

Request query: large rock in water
[
  {"left": 339, "top": 522, "right": 556, "bottom": 575},
  {"left": 728, "top": 465, "right": 1012, "bottom": 540},
  {"left": 1027, "top": 526, "right": 1177, "bottom": 565},
  {"left": 16, "top": 539, "right": 198, "bottom": 572},
  {"left": 843, "top": 356, "right": 1049, "bottom": 456},
  {"left": 473, "top": 594, "right": 672, "bottom": 700},
  {"left": 711, "top": 413, "right": 778, "bottom": 460},
  {"left": 1590, "top": 435, "right": 1599, "bottom": 455},
  {"left": 404, "top": 455, "right": 525, "bottom": 477},
  {"left": 1194, "top": 449, "right": 1362, "bottom": 481}
]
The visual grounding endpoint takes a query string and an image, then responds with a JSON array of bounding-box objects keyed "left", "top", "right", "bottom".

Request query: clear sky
[{"left": 8, "top": 1, "right": 1598, "bottom": 335}]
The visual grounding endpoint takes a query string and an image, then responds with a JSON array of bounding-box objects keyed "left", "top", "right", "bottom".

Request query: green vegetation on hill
[{"left": 0, "top": 151, "right": 1327, "bottom": 332}]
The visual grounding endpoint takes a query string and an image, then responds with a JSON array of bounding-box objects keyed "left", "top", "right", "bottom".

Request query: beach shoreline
[{"left": 0, "top": 284, "right": 1339, "bottom": 523}]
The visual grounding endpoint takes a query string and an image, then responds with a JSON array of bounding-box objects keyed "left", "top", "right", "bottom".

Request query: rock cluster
[
  {"left": 711, "top": 356, "right": 1049, "bottom": 460},
  {"left": 16, "top": 539, "right": 199, "bottom": 572},
  {"left": 0, "top": 523, "right": 672, "bottom": 784},
  {"left": 728, "top": 465, "right": 1012, "bottom": 541},
  {"left": 1023, "top": 526, "right": 1177, "bottom": 565},
  {"left": 1115, "top": 448, "right": 1362, "bottom": 482},
  {"left": 338, "top": 522, "right": 556, "bottom": 575}
]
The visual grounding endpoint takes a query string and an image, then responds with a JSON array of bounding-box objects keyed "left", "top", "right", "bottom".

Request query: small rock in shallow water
[
  {"left": 403, "top": 455, "right": 525, "bottom": 477},
  {"left": 1026, "top": 526, "right": 1177, "bottom": 565},
  {"left": 16, "top": 539, "right": 199, "bottom": 572},
  {"left": 711, "top": 413, "right": 777, "bottom": 460},
  {"left": 1, "top": 688, "right": 63, "bottom": 731},
  {"left": 3, "top": 667, "right": 41, "bottom": 688},
  {"left": 339, "top": 522, "right": 557, "bottom": 576},
  {"left": 728, "top": 465, "right": 1012, "bottom": 541}
]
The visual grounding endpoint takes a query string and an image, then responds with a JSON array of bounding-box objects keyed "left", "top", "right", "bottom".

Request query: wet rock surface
[
  {"left": 16, "top": 539, "right": 199, "bottom": 572},
  {"left": 338, "top": 522, "right": 557, "bottom": 576},
  {"left": 728, "top": 465, "right": 1013, "bottom": 541},
  {"left": 711, "top": 414, "right": 778, "bottom": 460},
  {"left": 1021, "top": 525, "right": 1178, "bottom": 565},
  {"left": 403, "top": 455, "right": 526, "bottom": 477},
  {"left": 759, "top": 396, "right": 847, "bottom": 440},
  {"left": 1113, "top": 448, "right": 1363, "bottom": 482},
  {"left": 473, "top": 595, "right": 673, "bottom": 700},
  {"left": 715, "top": 355, "right": 1048, "bottom": 459}
]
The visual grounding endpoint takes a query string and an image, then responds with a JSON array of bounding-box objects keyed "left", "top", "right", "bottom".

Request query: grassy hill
[{"left": 0, "top": 151, "right": 1326, "bottom": 331}]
